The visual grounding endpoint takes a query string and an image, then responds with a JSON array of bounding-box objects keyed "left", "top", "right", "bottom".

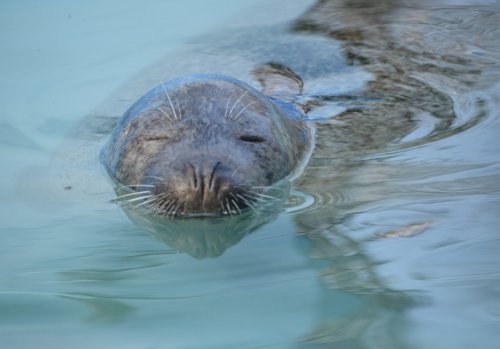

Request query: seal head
[{"left": 101, "top": 65, "right": 312, "bottom": 216}]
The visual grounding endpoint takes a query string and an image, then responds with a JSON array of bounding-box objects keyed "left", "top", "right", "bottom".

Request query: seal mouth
[{"left": 112, "top": 184, "right": 284, "bottom": 219}]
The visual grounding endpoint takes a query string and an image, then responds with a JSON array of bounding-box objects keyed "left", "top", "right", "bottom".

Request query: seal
[{"left": 100, "top": 63, "right": 313, "bottom": 217}]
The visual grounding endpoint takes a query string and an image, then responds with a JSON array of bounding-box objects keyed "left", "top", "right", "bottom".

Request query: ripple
[
  {"left": 388, "top": 107, "right": 487, "bottom": 151},
  {"left": 286, "top": 187, "right": 358, "bottom": 215}
]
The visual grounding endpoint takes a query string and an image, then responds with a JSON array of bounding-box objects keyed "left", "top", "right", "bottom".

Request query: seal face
[{"left": 101, "top": 65, "right": 312, "bottom": 216}]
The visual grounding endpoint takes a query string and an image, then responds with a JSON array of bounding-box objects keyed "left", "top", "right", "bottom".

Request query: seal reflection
[{"left": 118, "top": 183, "right": 290, "bottom": 258}]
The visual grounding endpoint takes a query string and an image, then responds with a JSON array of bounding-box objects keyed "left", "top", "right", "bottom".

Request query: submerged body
[{"left": 100, "top": 66, "right": 313, "bottom": 216}]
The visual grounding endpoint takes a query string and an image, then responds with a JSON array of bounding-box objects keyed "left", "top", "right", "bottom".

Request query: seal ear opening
[{"left": 252, "top": 62, "right": 303, "bottom": 101}]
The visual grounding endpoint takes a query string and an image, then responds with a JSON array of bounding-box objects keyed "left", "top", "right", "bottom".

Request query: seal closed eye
[
  {"left": 100, "top": 63, "right": 314, "bottom": 217},
  {"left": 239, "top": 135, "right": 266, "bottom": 143}
]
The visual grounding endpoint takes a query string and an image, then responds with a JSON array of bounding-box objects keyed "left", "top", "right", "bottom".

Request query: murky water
[{"left": 1, "top": 0, "right": 500, "bottom": 348}]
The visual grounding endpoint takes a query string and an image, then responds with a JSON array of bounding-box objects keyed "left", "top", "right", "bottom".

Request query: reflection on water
[
  {"left": 289, "top": 1, "right": 500, "bottom": 348},
  {"left": 120, "top": 183, "right": 288, "bottom": 258},
  {"left": 1, "top": 0, "right": 500, "bottom": 348}
]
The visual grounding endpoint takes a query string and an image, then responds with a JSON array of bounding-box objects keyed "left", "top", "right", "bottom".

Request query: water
[{"left": 1, "top": 0, "right": 500, "bottom": 348}]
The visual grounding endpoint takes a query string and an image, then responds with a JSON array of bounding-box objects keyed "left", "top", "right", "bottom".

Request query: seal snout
[
  {"left": 184, "top": 159, "right": 223, "bottom": 213},
  {"left": 156, "top": 157, "right": 249, "bottom": 216}
]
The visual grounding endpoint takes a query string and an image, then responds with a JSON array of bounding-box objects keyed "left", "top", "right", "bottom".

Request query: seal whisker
[
  {"left": 229, "top": 193, "right": 249, "bottom": 214},
  {"left": 232, "top": 101, "right": 256, "bottom": 122},
  {"left": 136, "top": 198, "right": 159, "bottom": 208},
  {"left": 242, "top": 192, "right": 273, "bottom": 205},
  {"left": 229, "top": 166, "right": 242, "bottom": 179},
  {"left": 135, "top": 194, "right": 164, "bottom": 207},
  {"left": 153, "top": 194, "right": 171, "bottom": 209},
  {"left": 114, "top": 190, "right": 151, "bottom": 200},
  {"left": 158, "top": 106, "right": 174, "bottom": 123},
  {"left": 245, "top": 196, "right": 273, "bottom": 206},
  {"left": 167, "top": 202, "right": 181, "bottom": 219},
  {"left": 161, "top": 83, "right": 179, "bottom": 121},
  {"left": 254, "top": 193, "right": 277, "bottom": 201},
  {"left": 251, "top": 185, "right": 287, "bottom": 193},
  {"left": 164, "top": 205, "right": 175, "bottom": 219},
  {"left": 240, "top": 192, "right": 264, "bottom": 204},
  {"left": 224, "top": 92, "right": 235, "bottom": 119},
  {"left": 159, "top": 199, "right": 176, "bottom": 214},
  {"left": 162, "top": 198, "right": 177, "bottom": 214},
  {"left": 235, "top": 193, "right": 258, "bottom": 212},
  {"left": 151, "top": 192, "right": 168, "bottom": 203},
  {"left": 225, "top": 198, "right": 233, "bottom": 217},
  {"left": 155, "top": 193, "right": 172, "bottom": 211},
  {"left": 147, "top": 193, "right": 169, "bottom": 210},
  {"left": 155, "top": 201, "right": 169, "bottom": 211},
  {"left": 247, "top": 190, "right": 278, "bottom": 201},
  {"left": 230, "top": 198, "right": 242, "bottom": 215},
  {"left": 113, "top": 195, "right": 152, "bottom": 205},
  {"left": 174, "top": 96, "right": 182, "bottom": 120},
  {"left": 122, "top": 184, "right": 156, "bottom": 189},
  {"left": 143, "top": 176, "right": 165, "bottom": 181},
  {"left": 174, "top": 203, "right": 183, "bottom": 216},
  {"left": 228, "top": 90, "right": 249, "bottom": 121},
  {"left": 126, "top": 195, "right": 155, "bottom": 204}
]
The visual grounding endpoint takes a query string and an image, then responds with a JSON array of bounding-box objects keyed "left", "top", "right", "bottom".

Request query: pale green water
[{"left": 1, "top": 1, "right": 500, "bottom": 348}]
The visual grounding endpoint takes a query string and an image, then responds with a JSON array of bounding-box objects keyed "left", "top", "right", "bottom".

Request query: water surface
[{"left": 1, "top": 1, "right": 500, "bottom": 348}]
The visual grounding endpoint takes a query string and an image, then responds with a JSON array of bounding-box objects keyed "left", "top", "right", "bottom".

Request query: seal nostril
[
  {"left": 187, "top": 163, "right": 198, "bottom": 188},
  {"left": 208, "top": 162, "right": 221, "bottom": 191}
]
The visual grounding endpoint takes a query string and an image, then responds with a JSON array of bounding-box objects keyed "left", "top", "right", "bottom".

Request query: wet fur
[{"left": 100, "top": 74, "right": 312, "bottom": 216}]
